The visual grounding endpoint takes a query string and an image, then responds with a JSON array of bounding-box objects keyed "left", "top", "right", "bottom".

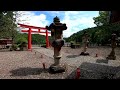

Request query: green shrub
[
  {"left": 16, "top": 37, "right": 28, "bottom": 45},
  {"left": 19, "top": 42, "right": 27, "bottom": 51},
  {"left": 10, "top": 44, "right": 18, "bottom": 51}
]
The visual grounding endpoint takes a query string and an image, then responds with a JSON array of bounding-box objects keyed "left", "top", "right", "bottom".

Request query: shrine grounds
[{"left": 0, "top": 46, "right": 120, "bottom": 79}]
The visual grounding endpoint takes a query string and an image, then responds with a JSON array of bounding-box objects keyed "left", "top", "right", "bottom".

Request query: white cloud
[
  {"left": 17, "top": 11, "right": 49, "bottom": 28},
  {"left": 61, "top": 11, "right": 99, "bottom": 37},
  {"left": 16, "top": 11, "right": 50, "bottom": 36},
  {"left": 16, "top": 11, "right": 51, "bottom": 37},
  {"left": 16, "top": 11, "right": 99, "bottom": 38},
  {"left": 49, "top": 11, "right": 61, "bottom": 14},
  {"left": 46, "top": 11, "right": 64, "bottom": 17}
]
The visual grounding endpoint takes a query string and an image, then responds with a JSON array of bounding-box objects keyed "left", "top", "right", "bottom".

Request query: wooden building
[
  {"left": 0, "top": 38, "right": 12, "bottom": 49},
  {"left": 109, "top": 11, "right": 120, "bottom": 46},
  {"left": 109, "top": 11, "right": 120, "bottom": 23}
]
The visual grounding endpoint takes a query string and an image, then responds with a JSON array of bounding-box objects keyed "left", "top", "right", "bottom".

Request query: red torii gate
[{"left": 18, "top": 23, "right": 51, "bottom": 50}]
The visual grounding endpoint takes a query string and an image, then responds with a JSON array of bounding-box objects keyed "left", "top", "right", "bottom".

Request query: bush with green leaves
[
  {"left": 19, "top": 42, "right": 27, "bottom": 51},
  {"left": 10, "top": 44, "right": 18, "bottom": 51},
  {"left": 16, "top": 37, "right": 28, "bottom": 45}
]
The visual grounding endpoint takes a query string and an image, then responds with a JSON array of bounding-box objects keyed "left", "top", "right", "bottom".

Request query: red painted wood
[
  {"left": 46, "top": 29, "right": 49, "bottom": 48},
  {"left": 21, "top": 30, "right": 29, "bottom": 32},
  {"left": 28, "top": 28, "right": 32, "bottom": 50},
  {"left": 18, "top": 23, "right": 46, "bottom": 29}
]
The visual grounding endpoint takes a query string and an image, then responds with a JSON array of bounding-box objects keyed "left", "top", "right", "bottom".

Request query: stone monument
[
  {"left": 46, "top": 16, "right": 67, "bottom": 73},
  {"left": 106, "top": 32, "right": 118, "bottom": 60},
  {"left": 80, "top": 31, "right": 90, "bottom": 56}
]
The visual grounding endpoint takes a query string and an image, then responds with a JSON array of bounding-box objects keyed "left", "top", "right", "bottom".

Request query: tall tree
[
  {"left": 93, "top": 11, "right": 110, "bottom": 26},
  {"left": 0, "top": 11, "right": 18, "bottom": 44}
]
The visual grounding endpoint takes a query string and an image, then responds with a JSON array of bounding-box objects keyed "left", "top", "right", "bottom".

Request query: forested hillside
[{"left": 14, "top": 33, "right": 51, "bottom": 45}]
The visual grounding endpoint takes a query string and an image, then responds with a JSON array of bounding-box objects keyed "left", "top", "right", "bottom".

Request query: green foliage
[
  {"left": 14, "top": 33, "right": 49, "bottom": 47},
  {"left": 14, "top": 33, "right": 27, "bottom": 44},
  {"left": 66, "top": 22, "right": 120, "bottom": 45},
  {"left": 10, "top": 44, "right": 18, "bottom": 51},
  {"left": 0, "top": 11, "right": 18, "bottom": 39},
  {"left": 16, "top": 37, "right": 28, "bottom": 45},
  {"left": 93, "top": 11, "right": 109, "bottom": 26},
  {"left": 32, "top": 34, "right": 46, "bottom": 44},
  {"left": 19, "top": 42, "right": 27, "bottom": 51}
]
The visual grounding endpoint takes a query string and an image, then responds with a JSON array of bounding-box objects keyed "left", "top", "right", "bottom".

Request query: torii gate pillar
[
  {"left": 46, "top": 29, "right": 49, "bottom": 48},
  {"left": 28, "top": 28, "right": 32, "bottom": 50}
]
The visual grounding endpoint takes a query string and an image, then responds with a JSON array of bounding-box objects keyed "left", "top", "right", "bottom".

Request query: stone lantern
[
  {"left": 106, "top": 32, "right": 118, "bottom": 60},
  {"left": 80, "top": 31, "right": 90, "bottom": 56},
  {"left": 46, "top": 16, "right": 67, "bottom": 73}
]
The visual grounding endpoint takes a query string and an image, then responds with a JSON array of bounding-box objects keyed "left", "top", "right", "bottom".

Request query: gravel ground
[
  {"left": 61, "top": 46, "right": 120, "bottom": 59},
  {"left": 0, "top": 46, "right": 120, "bottom": 79}
]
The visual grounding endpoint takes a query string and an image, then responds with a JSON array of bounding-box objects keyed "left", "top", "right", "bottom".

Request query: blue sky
[{"left": 17, "top": 11, "right": 99, "bottom": 37}]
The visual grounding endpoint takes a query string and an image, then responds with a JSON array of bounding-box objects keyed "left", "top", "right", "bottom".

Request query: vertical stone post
[{"left": 46, "top": 16, "right": 67, "bottom": 73}]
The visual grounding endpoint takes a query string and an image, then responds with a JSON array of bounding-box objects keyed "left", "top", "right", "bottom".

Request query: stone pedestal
[
  {"left": 80, "top": 52, "right": 90, "bottom": 56},
  {"left": 106, "top": 51, "right": 116, "bottom": 60},
  {"left": 49, "top": 65, "right": 65, "bottom": 74}
]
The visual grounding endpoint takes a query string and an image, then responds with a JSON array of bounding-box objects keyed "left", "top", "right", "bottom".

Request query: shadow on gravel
[
  {"left": 65, "top": 62, "right": 120, "bottom": 79},
  {"left": 10, "top": 67, "right": 49, "bottom": 76},
  {"left": 96, "top": 59, "right": 108, "bottom": 64},
  {"left": 66, "top": 55, "right": 80, "bottom": 58}
]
